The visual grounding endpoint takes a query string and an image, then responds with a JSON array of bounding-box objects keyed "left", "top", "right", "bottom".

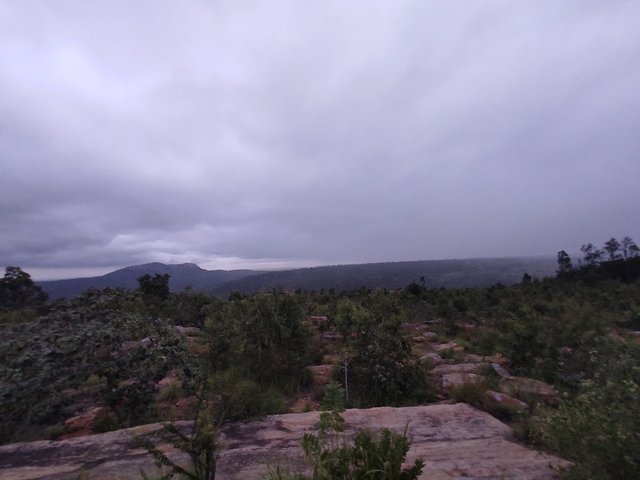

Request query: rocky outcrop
[
  {"left": 60, "top": 406, "right": 106, "bottom": 439},
  {"left": 440, "top": 372, "right": 486, "bottom": 393},
  {"left": 174, "top": 325, "right": 203, "bottom": 336},
  {"left": 419, "top": 352, "right": 443, "bottom": 365},
  {"left": 433, "top": 341, "right": 465, "bottom": 353},
  {"left": 499, "top": 377, "right": 558, "bottom": 405},
  {"left": 421, "top": 331, "right": 438, "bottom": 342},
  {"left": 491, "top": 362, "right": 512, "bottom": 379},
  {"left": 485, "top": 390, "right": 530, "bottom": 413},
  {"left": 0, "top": 404, "right": 566, "bottom": 480},
  {"left": 430, "top": 363, "right": 489, "bottom": 376}
]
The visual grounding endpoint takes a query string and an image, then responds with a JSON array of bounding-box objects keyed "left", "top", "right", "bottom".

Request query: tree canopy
[{"left": 0, "top": 266, "right": 47, "bottom": 310}]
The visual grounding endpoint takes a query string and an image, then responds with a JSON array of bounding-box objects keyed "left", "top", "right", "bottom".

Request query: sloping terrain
[
  {"left": 0, "top": 403, "right": 566, "bottom": 480},
  {"left": 38, "top": 256, "right": 556, "bottom": 300},
  {"left": 211, "top": 257, "right": 555, "bottom": 295},
  {"left": 38, "top": 263, "right": 257, "bottom": 299}
]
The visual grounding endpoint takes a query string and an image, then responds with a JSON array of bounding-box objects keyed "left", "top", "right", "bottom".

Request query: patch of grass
[
  {"left": 451, "top": 380, "right": 488, "bottom": 409},
  {"left": 440, "top": 348, "right": 455, "bottom": 360},
  {"left": 92, "top": 409, "right": 120, "bottom": 433},
  {"left": 209, "top": 370, "right": 286, "bottom": 420},
  {"left": 479, "top": 364, "right": 500, "bottom": 391},
  {"left": 44, "top": 423, "right": 65, "bottom": 440},
  {"left": 157, "top": 379, "right": 183, "bottom": 403},
  {"left": 83, "top": 374, "right": 106, "bottom": 387},
  {"left": 453, "top": 337, "right": 473, "bottom": 351}
]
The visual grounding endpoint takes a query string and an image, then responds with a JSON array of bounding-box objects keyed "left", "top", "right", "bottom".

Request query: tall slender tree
[
  {"left": 580, "top": 243, "right": 603, "bottom": 266},
  {"left": 603, "top": 238, "right": 622, "bottom": 261},
  {"left": 556, "top": 250, "right": 573, "bottom": 275},
  {"left": 621, "top": 236, "right": 640, "bottom": 259}
]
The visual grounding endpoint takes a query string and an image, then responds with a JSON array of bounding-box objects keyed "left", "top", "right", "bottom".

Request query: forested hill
[
  {"left": 210, "top": 257, "right": 556, "bottom": 295},
  {"left": 38, "top": 256, "right": 556, "bottom": 299},
  {"left": 38, "top": 262, "right": 256, "bottom": 300}
]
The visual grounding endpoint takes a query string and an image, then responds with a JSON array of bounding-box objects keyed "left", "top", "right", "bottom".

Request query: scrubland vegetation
[{"left": 1, "top": 236, "right": 639, "bottom": 479}]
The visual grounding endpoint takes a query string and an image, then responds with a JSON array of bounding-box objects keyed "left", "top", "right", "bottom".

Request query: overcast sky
[{"left": 1, "top": 1, "right": 639, "bottom": 280}]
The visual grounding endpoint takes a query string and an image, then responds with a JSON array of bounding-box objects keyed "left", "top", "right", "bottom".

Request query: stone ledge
[{"left": 0, "top": 404, "right": 567, "bottom": 480}]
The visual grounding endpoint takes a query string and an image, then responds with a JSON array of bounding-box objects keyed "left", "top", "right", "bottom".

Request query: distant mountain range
[
  {"left": 37, "top": 263, "right": 255, "bottom": 300},
  {"left": 38, "top": 257, "right": 557, "bottom": 300}
]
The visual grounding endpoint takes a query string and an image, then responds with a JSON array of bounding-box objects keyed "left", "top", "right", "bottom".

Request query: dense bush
[
  {"left": 536, "top": 340, "right": 640, "bottom": 479},
  {"left": 0, "top": 266, "right": 48, "bottom": 310},
  {"left": 266, "top": 383, "right": 424, "bottom": 480},
  {"left": 207, "top": 368, "right": 285, "bottom": 420},
  {"left": 0, "top": 289, "right": 194, "bottom": 443},
  {"left": 334, "top": 296, "right": 430, "bottom": 407},
  {"left": 206, "top": 292, "right": 311, "bottom": 392}
]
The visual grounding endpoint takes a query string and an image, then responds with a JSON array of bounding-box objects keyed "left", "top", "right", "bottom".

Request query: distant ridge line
[{"left": 37, "top": 256, "right": 556, "bottom": 300}]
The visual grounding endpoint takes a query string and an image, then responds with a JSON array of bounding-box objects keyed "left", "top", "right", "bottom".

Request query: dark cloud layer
[{"left": 1, "top": 1, "right": 639, "bottom": 279}]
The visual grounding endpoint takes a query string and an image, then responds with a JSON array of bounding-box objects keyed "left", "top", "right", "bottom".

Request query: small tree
[
  {"left": 556, "top": 250, "right": 573, "bottom": 276},
  {"left": 0, "top": 266, "right": 48, "bottom": 310},
  {"left": 621, "top": 236, "right": 640, "bottom": 259},
  {"left": 348, "top": 317, "right": 428, "bottom": 406},
  {"left": 266, "top": 383, "right": 424, "bottom": 480},
  {"left": 207, "top": 292, "right": 310, "bottom": 390},
  {"left": 137, "top": 397, "right": 219, "bottom": 480},
  {"left": 335, "top": 299, "right": 369, "bottom": 339},
  {"left": 603, "top": 238, "right": 622, "bottom": 261},
  {"left": 138, "top": 273, "right": 170, "bottom": 304},
  {"left": 580, "top": 243, "right": 603, "bottom": 267}
]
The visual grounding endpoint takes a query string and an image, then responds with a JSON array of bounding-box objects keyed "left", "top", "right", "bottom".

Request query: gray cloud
[{"left": 1, "top": 0, "right": 639, "bottom": 279}]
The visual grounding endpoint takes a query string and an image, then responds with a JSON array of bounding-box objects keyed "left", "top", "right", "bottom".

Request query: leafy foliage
[
  {"left": 298, "top": 428, "right": 424, "bottom": 480},
  {"left": 207, "top": 369, "right": 285, "bottom": 420},
  {"left": 267, "top": 383, "right": 423, "bottom": 480},
  {"left": 138, "top": 273, "right": 171, "bottom": 305},
  {"left": 337, "top": 296, "right": 429, "bottom": 407},
  {"left": 137, "top": 399, "right": 219, "bottom": 480},
  {"left": 536, "top": 341, "right": 640, "bottom": 479},
  {"left": 556, "top": 250, "right": 573, "bottom": 276},
  {"left": 206, "top": 292, "right": 311, "bottom": 391},
  {"left": 0, "top": 288, "right": 194, "bottom": 443},
  {"left": 0, "top": 266, "right": 47, "bottom": 310}
]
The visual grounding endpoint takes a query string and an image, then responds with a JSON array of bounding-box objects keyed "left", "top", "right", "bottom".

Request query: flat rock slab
[
  {"left": 430, "top": 363, "right": 489, "bottom": 375},
  {"left": 0, "top": 404, "right": 566, "bottom": 480}
]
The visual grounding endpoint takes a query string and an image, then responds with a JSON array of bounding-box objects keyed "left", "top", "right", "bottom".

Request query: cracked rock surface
[{"left": 0, "top": 403, "right": 566, "bottom": 480}]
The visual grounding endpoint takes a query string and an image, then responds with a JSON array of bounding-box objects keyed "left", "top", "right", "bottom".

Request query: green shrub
[
  {"left": 299, "top": 428, "right": 424, "bottom": 480},
  {"left": 0, "top": 288, "right": 196, "bottom": 444},
  {"left": 206, "top": 292, "right": 311, "bottom": 392},
  {"left": 157, "top": 379, "right": 184, "bottom": 403},
  {"left": 93, "top": 409, "right": 120, "bottom": 433},
  {"left": 209, "top": 371, "right": 285, "bottom": 420},
  {"left": 537, "top": 343, "right": 640, "bottom": 479},
  {"left": 137, "top": 400, "right": 219, "bottom": 480},
  {"left": 44, "top": 423, "right": 65, "bottom": 440},
  {"left": 266, "top": 383, "right": 424, "bottom": 480},
  {"left": 439, "top": 348, "right": 454, "bottom": 360},
  {"left": 344, "top": 305, "right": 430, "bottom": 407}
]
